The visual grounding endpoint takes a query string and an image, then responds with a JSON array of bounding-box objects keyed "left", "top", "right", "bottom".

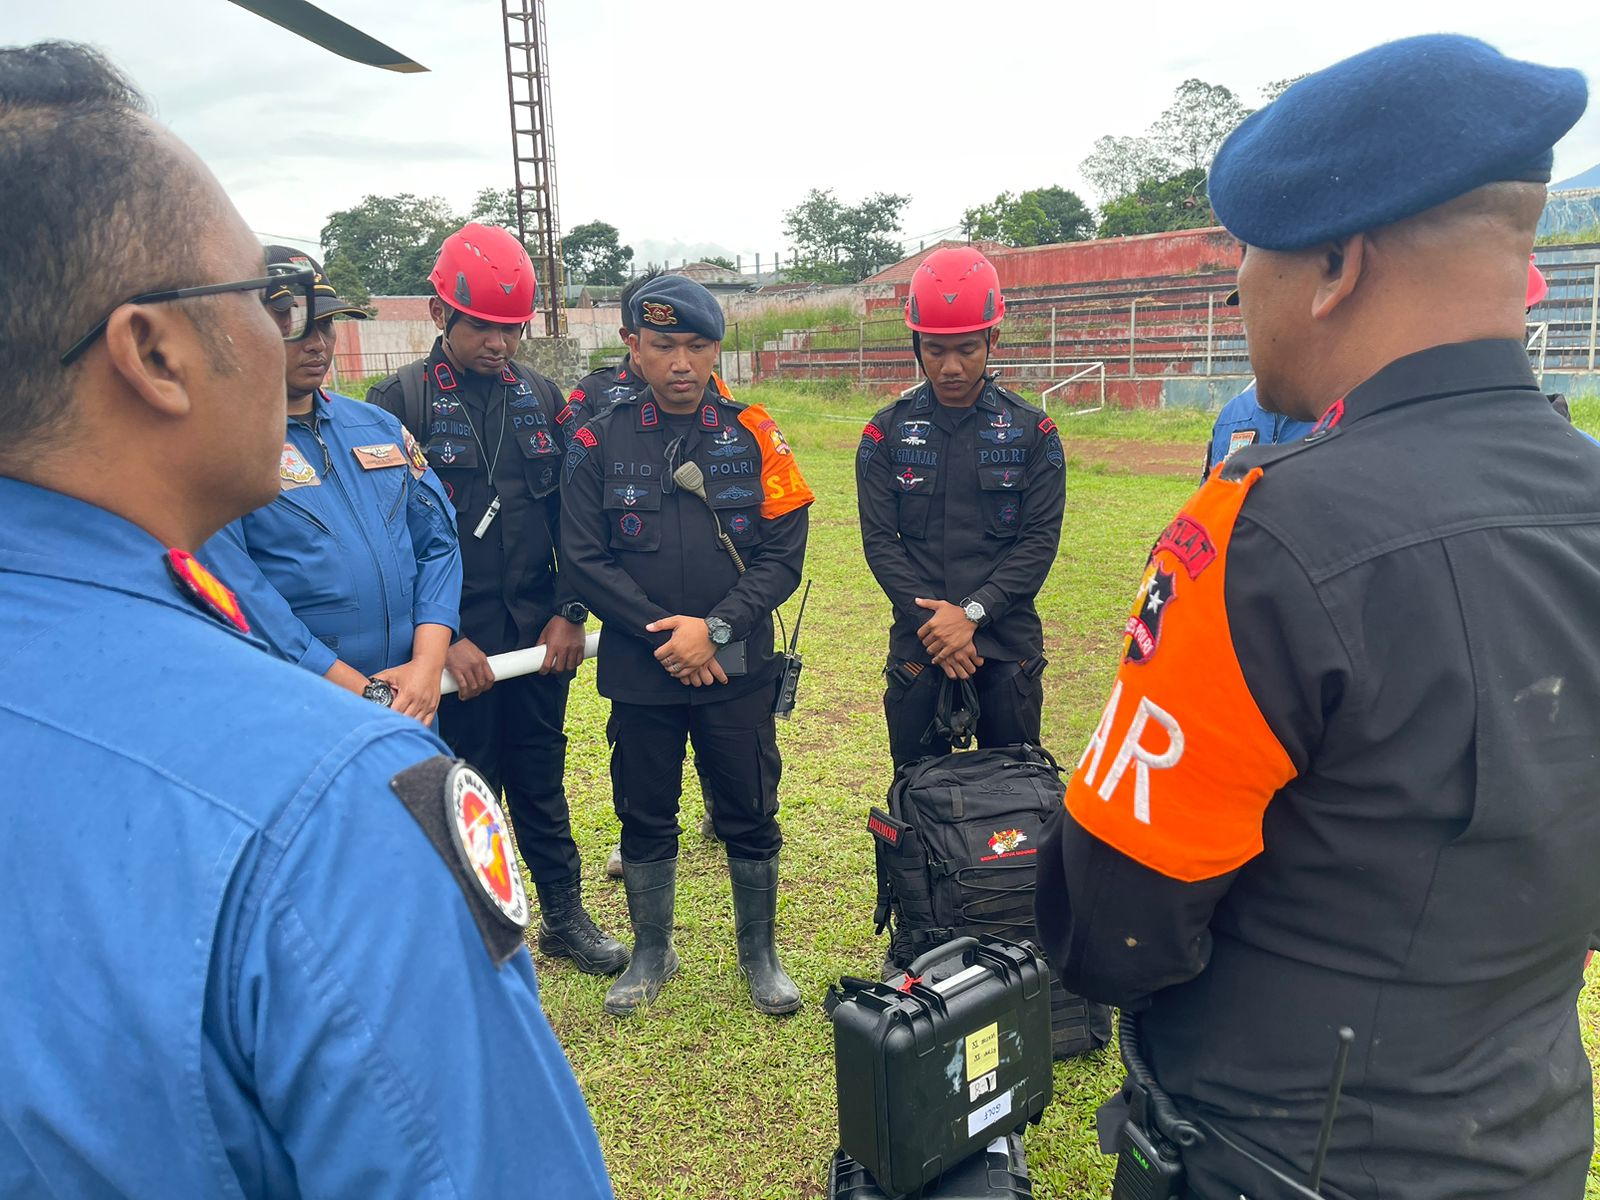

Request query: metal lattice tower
[{"left": 501, "top": 0, "right": 565, "bottom": 337}]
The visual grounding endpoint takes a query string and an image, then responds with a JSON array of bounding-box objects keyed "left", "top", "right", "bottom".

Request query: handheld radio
[{"left": 773, "top": 580, "right": 811, "bottom": 719}]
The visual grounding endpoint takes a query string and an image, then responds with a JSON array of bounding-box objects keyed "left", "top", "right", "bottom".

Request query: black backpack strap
[
  {"left": 397, "top": 359, "right": 428, "bottom": 442},
  {"left": 924, "top": 675, "right": 980, "bottom": 751}
]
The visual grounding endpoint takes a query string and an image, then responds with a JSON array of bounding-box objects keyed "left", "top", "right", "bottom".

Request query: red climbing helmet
[
  {"left": 1526, "top": 255, "right": 1549, "bottom": 309},
  {"left": 429, "top": 223, "right": 538, "bottom": 324},
  {"left": 904, "top": 246, "right": 1005, "bottom": 334}
]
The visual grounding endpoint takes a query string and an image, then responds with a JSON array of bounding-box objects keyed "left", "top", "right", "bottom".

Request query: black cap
[{"left": 263, "top": 245, "right": 368, "bottom": 320}]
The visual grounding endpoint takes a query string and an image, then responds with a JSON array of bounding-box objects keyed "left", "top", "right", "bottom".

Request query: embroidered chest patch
[{"left": 279, "top": 443, "right": 319, "bottom": 489}]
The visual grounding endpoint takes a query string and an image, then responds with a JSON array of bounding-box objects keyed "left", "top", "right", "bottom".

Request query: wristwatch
[
  {"left": 559, "top": 601, "right": 588, "bottom": 624},
  {"left": 960, "top": 598, "right": 987, "bottom": 626},
  {"left": 705, "top": 616, "right": 734, "bottom": 646},
  {"left": 362, "top": 678, "right": 396, "bottom": 707}
]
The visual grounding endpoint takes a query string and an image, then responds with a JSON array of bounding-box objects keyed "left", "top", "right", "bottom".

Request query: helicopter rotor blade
[{"left": 225, "top": 0, "right": 427, "bottom": 73}]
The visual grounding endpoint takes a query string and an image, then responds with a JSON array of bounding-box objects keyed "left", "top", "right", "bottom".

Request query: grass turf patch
[{"left": 527, "top": 382, "right": 1600, "bottom": 1199}]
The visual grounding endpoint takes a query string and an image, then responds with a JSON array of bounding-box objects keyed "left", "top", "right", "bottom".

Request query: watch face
[
  {"left": 363, "top": 680, "right": 395, "bottom": 707},
  {"left": 965, "top": 602, "right": 984, "bottom": 622}
]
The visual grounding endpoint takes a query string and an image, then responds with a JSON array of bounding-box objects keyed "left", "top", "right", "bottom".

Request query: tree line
[{"left": 319, "top": 74, "right": 1297, "bottom": 299}]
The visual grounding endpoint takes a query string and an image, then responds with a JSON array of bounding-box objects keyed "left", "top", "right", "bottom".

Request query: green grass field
[{"left": 524, "top": 383, "right": 1600, "bottom": 1199}]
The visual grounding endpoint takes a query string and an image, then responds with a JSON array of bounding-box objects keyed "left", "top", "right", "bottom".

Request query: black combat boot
[
  {"left": 603, "top": 857, "right": 680, "bottom": 1017},
  {"left": 728, "top": 854, "right": 802, "bottom": 1015},
  {"left": 534, "top": 875, "right": 628, "bottom": 976}
]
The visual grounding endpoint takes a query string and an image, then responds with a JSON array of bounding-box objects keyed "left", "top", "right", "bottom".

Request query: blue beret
[
  {"left": 628, "top": 275, "right": 725, "bottom": 341},
  {"left": 1210, "top": 34, "right": 1588, "bottom": 251}
]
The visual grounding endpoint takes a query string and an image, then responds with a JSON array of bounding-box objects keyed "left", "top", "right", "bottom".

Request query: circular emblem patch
[
  {"left": 728, "top": 513, "right": 751, "bottom": 535},
  {"left": 998, "top": 503, "right": 1019, "bottom": 528},
  {"left": 446, "top": 764, "right": 529, "bottom": 928},
  {"left": 619, "top": 512, "right": 644, "bottom": 538}
]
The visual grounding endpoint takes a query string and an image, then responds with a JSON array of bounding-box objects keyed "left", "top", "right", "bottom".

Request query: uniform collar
[
  {"left": 976, "top": 382, "right": 1006, "bottom": 414},
  {"left": 1341, "top": 339, "right": 1539, "bottom": 426},
  {"left": 629, "top": 382, "right": 728, "bottom": 432},
  {"left": 287, "top": 389, "right": 330, "bottom": 430},
  {"left": 0, "top": 478, "right": 260, "bottom": 643}
]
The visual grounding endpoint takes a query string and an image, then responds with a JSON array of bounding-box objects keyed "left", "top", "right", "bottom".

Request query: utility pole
[{"left": 501, "top": 0, "right": 565, "bottom": 336}]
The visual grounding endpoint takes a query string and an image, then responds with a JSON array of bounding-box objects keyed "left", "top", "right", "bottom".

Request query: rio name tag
[{"left": 473, "top": 495, "right": 502, "bottom": 539}]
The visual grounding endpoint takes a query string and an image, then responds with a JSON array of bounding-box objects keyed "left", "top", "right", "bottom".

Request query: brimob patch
[
  {"left": 448, "top": 763, "right": 529, "bottom": 929},
  {"left": 728, "top": 513, "right": 751, "bottom": 535},
  {"left": 1123, "top": 562, "right": 1176, "bottom": 664},
  {"left": 619, "top": 512, "right": 644, "bottom": 537},
  {"left": 564, "top": 441, "right": 588, "bottom": 480}
]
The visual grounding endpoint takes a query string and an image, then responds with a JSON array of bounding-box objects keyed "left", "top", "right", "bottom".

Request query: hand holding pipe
[{"left": 439, "top": 631, "right": 601, "bottom": 695}]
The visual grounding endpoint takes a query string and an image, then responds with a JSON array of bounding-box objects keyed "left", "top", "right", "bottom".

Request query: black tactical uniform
[
  {"left": 369, "top": 340, "right": 589, "bottom": 877},
  {"left": 570, "top": 354, "right": 647, "bottom": 416},
  {"left": 1038, "top": 340, "right": 1600, "bottom": 1199},
  {"left": 857, "top": 380, "right": 1067, "bottom": 766},
  {"left": 560, "top": 391, "right": 810, "bottom": 863}
]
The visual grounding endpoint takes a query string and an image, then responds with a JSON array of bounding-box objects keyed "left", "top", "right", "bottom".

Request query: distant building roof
[
  {"left": 861, "top": 239, "right": 1011, "bottom": 285},
  {"left": 665, "top": 261, "right": 747, "bottom": 285}
]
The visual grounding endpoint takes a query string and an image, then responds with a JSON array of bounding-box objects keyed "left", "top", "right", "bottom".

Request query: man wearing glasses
[
  {"left": 203, "top": 247, "right": 462, "bottom": 726},
  {"left": 370, "top": 225, "right": 627, "bottom": 977},
  {"left": 0, "top": 41, "right": 612, "bottom": 1199}
]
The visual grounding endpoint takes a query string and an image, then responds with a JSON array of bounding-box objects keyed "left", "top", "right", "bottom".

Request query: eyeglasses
[{"left": 58, "top": 265, "right": 319, "bottom": 367}]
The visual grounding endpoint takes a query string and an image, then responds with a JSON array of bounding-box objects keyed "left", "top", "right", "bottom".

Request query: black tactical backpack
[{"left": 869, "top": 744, "right": 1112, "bottom": 1060}]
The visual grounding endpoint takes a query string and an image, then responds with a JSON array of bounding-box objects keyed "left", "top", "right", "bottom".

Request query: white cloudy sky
[{"left": 12, "top": 0, "right": 1600, "bottom": 266}]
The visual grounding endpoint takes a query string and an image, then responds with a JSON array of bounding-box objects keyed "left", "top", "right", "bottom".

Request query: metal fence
[{"left": 761, "top": 257, "right": 1600, "bottom": 399}]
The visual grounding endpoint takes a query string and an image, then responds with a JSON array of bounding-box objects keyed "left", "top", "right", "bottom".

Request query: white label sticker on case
[{"left": 967, "top": 1087, "right": 1013, "bottom": 1139}]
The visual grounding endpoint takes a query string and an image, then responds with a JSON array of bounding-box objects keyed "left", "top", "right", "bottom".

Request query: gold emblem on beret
[{"left": 642, "top": 301, "right": 677, "bottom": 326}]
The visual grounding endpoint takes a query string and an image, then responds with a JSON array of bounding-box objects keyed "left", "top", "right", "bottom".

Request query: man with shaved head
[
  {"left": 1035, "top": 35, "right": 1599, "bottom": 1200},
  {"left": 0, "top": 41, "right": 611, "bottom": 1199}
]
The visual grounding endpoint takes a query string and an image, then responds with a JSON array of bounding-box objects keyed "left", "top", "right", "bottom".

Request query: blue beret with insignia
[
  {"left": 628, "top": 274, "right": 726, "bottom": 341},
  {"left": 1210, "top": 34, "right": 1588, "bottom": 251}
]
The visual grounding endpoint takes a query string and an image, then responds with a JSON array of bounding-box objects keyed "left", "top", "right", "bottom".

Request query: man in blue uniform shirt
[
  {"left": 1201, "top": 378, "right": 1313, "bottom": 480},
  {"left": 0, "top": 42, "right": 612, "bottom": 1199},
  {"left": 204, "top": 247, "right": 462, "bottom": 724}
]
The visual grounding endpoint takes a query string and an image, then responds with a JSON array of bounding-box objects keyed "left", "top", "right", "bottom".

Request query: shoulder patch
[
  {"left": 401, "top": 427, "right": 428, "bottom": 478},
  {"left": 166, "top": 548, "right": 250, "bottom": 634},
  {"left": 390, "top": 757, "right": 529, "bottom": 966}
]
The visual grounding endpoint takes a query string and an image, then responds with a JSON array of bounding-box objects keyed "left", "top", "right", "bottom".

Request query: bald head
[
  {"left": 1237, "top": 182, "right": 1546, "bottom": 421},
  {"left": 0, "top": 41, "right": 210, "bottom": 462}
]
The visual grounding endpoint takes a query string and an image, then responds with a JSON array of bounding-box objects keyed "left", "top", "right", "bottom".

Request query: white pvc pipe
[{"left": 439, "top": 631, "right": 601, "bottom": 695}]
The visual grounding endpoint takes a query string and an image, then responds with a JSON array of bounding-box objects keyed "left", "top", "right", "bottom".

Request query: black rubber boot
[
  {"left": 728, "top": 854, "right": 802, "bottom": 1015},
  {"left": 534, "top": 875, "right": 629, "bottom": 976},
  {"left": 603, "top": 857, "right": 680, "bottom": 1017}
]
